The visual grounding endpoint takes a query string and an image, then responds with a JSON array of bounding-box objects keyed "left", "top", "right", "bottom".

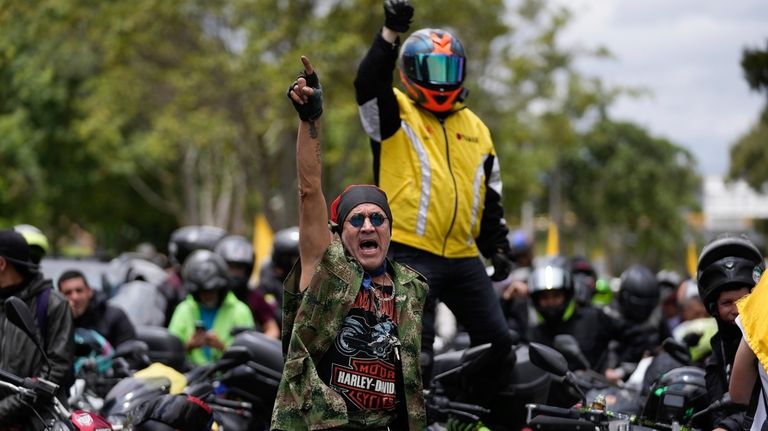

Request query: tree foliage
[
  {"left": 561, "top": 121, "right": 700, "bottom": 272},
  {"left": 0, "top": 0, "right": 701, "bottom": 268},
  {"left": 729, "top": 40, "right": 768, "bottom": 193}
]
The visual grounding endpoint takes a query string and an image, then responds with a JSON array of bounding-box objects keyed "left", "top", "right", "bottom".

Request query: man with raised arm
[{"left": 271, "top": 57, "right": 428, "bottom": 431}]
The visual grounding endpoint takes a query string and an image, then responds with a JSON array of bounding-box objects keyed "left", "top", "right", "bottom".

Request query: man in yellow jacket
[{"left": 355, "top": 0, "right": 515, "bottom": 396}]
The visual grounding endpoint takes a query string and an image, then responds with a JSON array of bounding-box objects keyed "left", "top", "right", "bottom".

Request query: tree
[
  {"left": 1, "top": 0, "right": 514, "bottom": 246},
  {"left": 728, "top": 40, "right": 768, "bottom": 192},
  {"left": 1, "top": 0, "right": 700, "bottom": 264},
  {"left": 561, "top": 120, "right": 700, "bottom": 272},
  {"left": 0, "top": 1, "right": 179, "bottom": 253}
]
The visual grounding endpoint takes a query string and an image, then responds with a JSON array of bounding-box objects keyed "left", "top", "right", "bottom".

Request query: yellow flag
[
  {"left": 251, "top": 214, "right": 275, "bottom": 285},
  {"left": 686, "top": 239, "right": 698, "bottom": 279},
  {"left": 546, "top": 221, "right": 559, "bottom": 256},
  {"left": 737, "top": 272, "right": 768, "bottom": 373}
]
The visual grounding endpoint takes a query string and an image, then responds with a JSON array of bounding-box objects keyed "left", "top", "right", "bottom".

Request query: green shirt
[{"left": 168, "top": 290, "right": 255, "bottom": 365}]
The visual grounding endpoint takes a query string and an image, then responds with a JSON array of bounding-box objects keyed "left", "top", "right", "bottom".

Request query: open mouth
[{"left": 360, "top": 240, "right": 379, "bottom": 250}]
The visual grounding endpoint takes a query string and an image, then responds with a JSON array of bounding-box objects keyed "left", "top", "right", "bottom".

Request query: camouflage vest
[{"left": 271, "top": 239, "right": 428, "bottom": 430}]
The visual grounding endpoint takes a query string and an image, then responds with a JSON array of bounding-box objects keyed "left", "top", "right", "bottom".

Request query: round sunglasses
[{"left": 347, "top": 212, "right": 388, "bottom": 228}]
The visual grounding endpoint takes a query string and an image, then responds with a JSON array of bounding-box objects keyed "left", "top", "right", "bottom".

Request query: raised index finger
[{"left": 300, "top": 56, "right": 314, "bottom": 76}]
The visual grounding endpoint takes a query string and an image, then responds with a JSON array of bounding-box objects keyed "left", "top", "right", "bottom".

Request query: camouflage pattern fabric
[{"left": 271, "top": 238, "right": 428, "bottom": 430}]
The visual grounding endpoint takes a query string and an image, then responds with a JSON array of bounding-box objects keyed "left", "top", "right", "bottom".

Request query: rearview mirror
[
  {"left": 553, "top": 334, "right": 591, "bottom": 370},
  {"left": 4, "top": 296, "right": 51, "bottom": 370},
  {"left": 528, "top": 342, "right": 569, "bottom": 377},
  {"left": 5, "top": 296, "right": 43, "bottom": 347}
]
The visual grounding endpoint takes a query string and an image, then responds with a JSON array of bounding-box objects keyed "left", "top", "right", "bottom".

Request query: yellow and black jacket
[{"left": 355, "top": 32, "right": 508, "bottom": 259}]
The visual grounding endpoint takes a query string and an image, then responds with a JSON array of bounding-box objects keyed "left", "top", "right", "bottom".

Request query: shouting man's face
[{"left": 341, "top": 203, "right": 391, "bottom": 271}]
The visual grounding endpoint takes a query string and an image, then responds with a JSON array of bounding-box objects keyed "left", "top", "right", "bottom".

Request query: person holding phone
[{"left": 168, "top": 249, "right": 254, "bottom": 365}]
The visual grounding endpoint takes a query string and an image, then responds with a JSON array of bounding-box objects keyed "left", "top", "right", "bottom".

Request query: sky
[{"left": 553, "top": 0, "right": 768, "bottom": 176}]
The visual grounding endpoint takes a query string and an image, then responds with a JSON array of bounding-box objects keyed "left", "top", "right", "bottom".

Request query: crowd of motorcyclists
[
  {"left": 2, "top": 0, "right": 768, "bottom": 429},
  {"left": 3, "top": 218, "right": 768, "bottom": 430}
]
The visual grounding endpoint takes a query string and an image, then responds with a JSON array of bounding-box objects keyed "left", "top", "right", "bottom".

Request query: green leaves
[
  {"left": 729, "top": 41, "right": 768, "bottom": 195},
  {"left": 0, "top": 0, "right": 702, "bottom": 262}
]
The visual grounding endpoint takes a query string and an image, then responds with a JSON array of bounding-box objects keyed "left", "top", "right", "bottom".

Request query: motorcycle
[
  {"left": 69, "top": 333, "right": 151, "bottom": 413},
  {"left": 525, "top": 341, "right": 722, "bottom": 431},
  {"left": 426, "top": 338, "right": 551, "bottom": 430},
  {"left": 101, "top": 329, "right": 283, "bottom": 430},
  {"left": 550, "top": 334, "right": 642, "bottom": 414},
  {"left": 210, "top": 329, "right": 283, "bottom": 429},
  {"left": 2, "top": 297, "right": 113, "bottom": 430}
]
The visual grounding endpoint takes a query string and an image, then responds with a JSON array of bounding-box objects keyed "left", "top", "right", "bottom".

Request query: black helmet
[
  {"left": 214, "top": 235, "right": 254, "bottom": 299},
  {"left": 618, "top": 264, "right": 660, "bottom": 323},
  {"left": 570, "top": 256, "right": 597, "bottom": 306},
  {"left": 181, "top": 250, "right": 231, "bottom": 298},
  {"left": 641, "top": 366, "right": 707, "bottom": 425},
  {"left": 272, "top": 227, "right": 300, "bottom": 274},
  {"left": 215, "top": 235, "right": 254, "bottom": 270},
  {"left": 657, "top": 270, "right": 682, "bottom": 293},
  {"left": 168, "top": 225, "right": 227, "bottom": 266},
  {"left": 696, "top": 235, "right": 764, "bottom": 315},
  {"left": 529, "top": 264, "right": 574, "bottom": 325},
  {"left": 399, "top": 28, "right": 467, "bottom": 113}
]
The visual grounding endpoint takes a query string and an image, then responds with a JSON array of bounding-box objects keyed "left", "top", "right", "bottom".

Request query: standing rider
[{"left": 354, "top": 0, "right": 514, "bottom": 393}]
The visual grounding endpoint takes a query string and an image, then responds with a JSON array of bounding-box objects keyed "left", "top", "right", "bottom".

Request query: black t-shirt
[{"left": 317, "top": 283, "right": 401, "bottom": 413}]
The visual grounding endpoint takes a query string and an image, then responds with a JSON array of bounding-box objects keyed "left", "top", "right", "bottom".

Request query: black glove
[
  {"left": 287, "top": 69, "right": 323, "bottom": 121},
  {"left": 383, "top": 0, "right": 414, "bottom": 33},
  {"left": 489, "top": 250, "right": 513, "bottom": 282}
]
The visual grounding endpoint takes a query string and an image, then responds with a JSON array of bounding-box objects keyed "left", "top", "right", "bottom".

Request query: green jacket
[
  {"left": 168, "top": 291, "right": 255, "bottom": 365},
  {"left": 271, "top": 239, "right": 428, "bottom": 430}
]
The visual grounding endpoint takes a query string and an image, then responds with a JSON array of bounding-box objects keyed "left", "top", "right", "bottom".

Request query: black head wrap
[{"left": 330, "top": 185, "right": 393, "bottom": 233}]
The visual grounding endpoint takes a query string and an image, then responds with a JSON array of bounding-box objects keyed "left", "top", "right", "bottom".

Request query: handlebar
[
  {"left": 0, "top": 379, "right": 36, "bottom": 401},
  {"left": 208, "top": 396, "right": 252, "bottom": 410},
  {"left": 0, "top": 369, "right": 58, "bottom": 401},
  {"left": 0, "top": 369, "right": 70, "bottom": 427},
  {"left": 0, "top": 368, "right": 26, "bottom": 387},
  {"left": 525, "top": 402, "right": 697, "bottom": 431},
  {"left": 525, "top": 403, "right": 580, "bottom": 422},
  {"left": 426, "top": 392, "right": 490, "bottom": 423}
]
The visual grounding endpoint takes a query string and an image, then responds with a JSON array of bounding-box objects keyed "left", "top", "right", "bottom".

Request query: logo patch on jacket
[{"left": 456, "top": 133, "right": 479, "bottom": 142}]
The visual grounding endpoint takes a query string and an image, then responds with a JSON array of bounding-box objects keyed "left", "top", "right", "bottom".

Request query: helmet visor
[{"left": 406, "top": 54, "right": 465, "bottom": 87}]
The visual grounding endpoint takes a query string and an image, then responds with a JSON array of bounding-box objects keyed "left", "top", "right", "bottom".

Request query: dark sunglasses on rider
[{"left": 347, "top": 212, "right": 387, "bottom": 228}]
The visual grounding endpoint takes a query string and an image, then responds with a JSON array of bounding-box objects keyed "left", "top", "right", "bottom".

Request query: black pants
[{"left": 389, "top": 242, "right": 513, "bottom": 391}]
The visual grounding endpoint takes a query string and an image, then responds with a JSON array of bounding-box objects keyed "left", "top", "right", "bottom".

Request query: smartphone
[{"left": 195, "top": 320, "right": 205, "bottom": 332}]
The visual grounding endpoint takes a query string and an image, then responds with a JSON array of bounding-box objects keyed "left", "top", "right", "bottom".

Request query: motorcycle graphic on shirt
[{"left": 331, "top": 314, "right": 400, "bottom": 410}]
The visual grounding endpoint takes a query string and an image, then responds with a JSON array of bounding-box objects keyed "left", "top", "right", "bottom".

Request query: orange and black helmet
[{"left": 399, "top": 28, "right": 466, "bottom": 113}]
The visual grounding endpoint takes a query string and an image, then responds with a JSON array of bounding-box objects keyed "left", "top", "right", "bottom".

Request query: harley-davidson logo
[{"left": 331, "top": 358, "right": 396, "bottom": 410}]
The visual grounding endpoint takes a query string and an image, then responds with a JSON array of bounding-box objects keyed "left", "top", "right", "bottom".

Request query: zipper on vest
[{"left": 438, "top": 116, "right": 459, "bottom": 256}]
